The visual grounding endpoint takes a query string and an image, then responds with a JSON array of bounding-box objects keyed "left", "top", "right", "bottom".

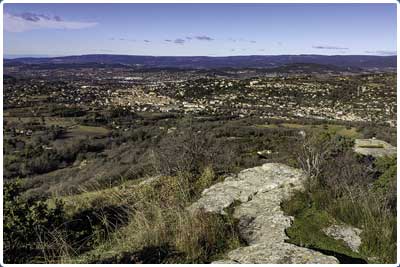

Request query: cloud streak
[
  {"left": 110, "top": 37, "right": 136, "bottom": 42},
  {"left": 365, "top": 50, "right": 396, "bottom": 56},
  {"left": 228, "top": 38, "right": 256, "bottom": 44},
  {"left": 162, "top": 35, "right": 215, "bottom": 44},
  {"left": 194, "top": 35, "right": 214, "bottom": 41},
  {"left": 312, "top": 45, "right": 348, "bottom": 50},
  {"left": 5, "top": 12, "right": 98, "bottom": 32},
  {"left": 120, "top": 38, "right": 136, "bottom": 42},
  {"left": 173, "top": 38, "right": 185, "bottom": 45}
]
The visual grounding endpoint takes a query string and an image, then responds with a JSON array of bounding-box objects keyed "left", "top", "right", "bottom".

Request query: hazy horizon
[{"left": 4, "top": 53, "right": 398, "bottom": 60}]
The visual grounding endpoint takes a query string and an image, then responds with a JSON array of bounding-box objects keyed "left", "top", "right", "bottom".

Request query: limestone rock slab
[{"left": 189, "top": 163, "right": 339, "bottom": 264}]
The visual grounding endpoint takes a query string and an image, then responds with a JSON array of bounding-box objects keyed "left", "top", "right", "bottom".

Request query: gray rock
[
  {"left": 323, "top": 224, "right": 362, "bottom": 252},
  {"left": 189, "top": 163, "right": 339, "bottom": 264},
  {"left": 211, "top": 260, "right": 238, "bottom": 264},
  {"left": 354, "top": 139, "right": 396, "bottom": 158},
  {"left": 224, "top": 243, "right": 339, "bottom": 264}
]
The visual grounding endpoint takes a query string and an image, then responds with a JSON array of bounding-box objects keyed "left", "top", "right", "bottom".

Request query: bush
[
  {"left": 4, "top": 180, "right": 65, "bottom": 263},
  {"left": 373, "top": 156, "right": 397, "bottom": 211},
  {"left": 154, "top": 124, "right": 236, "bottom": 177}
]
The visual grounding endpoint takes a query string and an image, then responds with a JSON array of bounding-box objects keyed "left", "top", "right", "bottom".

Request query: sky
[{"left": 3, "top": 3, "right": 397, "bottom": 57}]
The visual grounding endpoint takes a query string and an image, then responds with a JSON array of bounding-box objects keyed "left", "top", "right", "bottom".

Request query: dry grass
[
  {"left": 287, "top": 132, "right": 397, "bottom": 263},
  {"left": 45, "top": 167, "right": 242, "bottom": 264},
  {"left": 328, "top": 186, "right": 396, "bottom": 263}
]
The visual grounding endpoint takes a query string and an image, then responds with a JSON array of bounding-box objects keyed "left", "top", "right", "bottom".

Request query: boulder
[
  {"left": 323, "top": 224, "right": 362, "bottom": 252},
  {"left": 354, "top": 139, "right": 396, "bottom": 158}
]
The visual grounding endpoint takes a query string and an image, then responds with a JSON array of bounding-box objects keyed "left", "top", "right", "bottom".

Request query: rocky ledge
[
  {"left": 189, "top": 163, "right": 339, "bottom": 264},
  {"left": 354, "top": 139, "right": 396, "bottom": 158}
]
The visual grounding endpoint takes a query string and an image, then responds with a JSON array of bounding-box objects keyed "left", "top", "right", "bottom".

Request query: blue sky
[{"left": 4, "top": 3, "right": 397, "bottom": 57}]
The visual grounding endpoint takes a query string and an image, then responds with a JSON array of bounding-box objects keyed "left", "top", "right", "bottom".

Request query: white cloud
[
  {"left": 4, "top": 12, "right": 98, "bottom": 32},
  {"left": 312, "top": 45, "right": 348, "bottom": 50}
]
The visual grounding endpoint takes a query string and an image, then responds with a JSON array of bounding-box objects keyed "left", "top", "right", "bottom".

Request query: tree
[{"left": 297, "top": 132, "right": 331, "bottom": 188}]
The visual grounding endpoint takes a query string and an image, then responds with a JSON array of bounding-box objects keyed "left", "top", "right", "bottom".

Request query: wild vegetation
[
  {"left": 282, "top": 132, "right": 396, "bottom": 263},
  {"left": 3, "top": 70, "right": 396, "bottom": 263},
  {"left": 4, "top": 119, "right": 248, "bottom": 263},
  {"left": 4, "top": 107, "right": 396, "bottom": 263}
]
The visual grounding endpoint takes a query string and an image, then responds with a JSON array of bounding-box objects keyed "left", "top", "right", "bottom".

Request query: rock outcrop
[
  {"left": 189, "top": 163, "right": 339, "bottom": 264},
  {"left": 323, "top": 224, "right": 362, "bottom": 253},
  {"left": 354, "top": 139, "right": 396, "bottom": 158}
]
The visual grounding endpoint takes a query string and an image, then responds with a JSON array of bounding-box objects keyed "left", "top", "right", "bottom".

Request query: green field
[
  {"left": 255, "top": 123, "right": 361, "bottom": 138},
  {"left": 65, "top": 125, "right": 110, "bottom": 138}
]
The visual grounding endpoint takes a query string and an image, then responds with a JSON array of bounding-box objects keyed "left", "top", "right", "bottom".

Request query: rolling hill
[{"left": 5, "top": 54, "right": 396, "bottom": 70}]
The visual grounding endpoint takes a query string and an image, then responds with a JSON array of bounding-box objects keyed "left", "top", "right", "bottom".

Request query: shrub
[
  {"left": 154, "top": 125, "right": 236, "bottom": 177},
  {"left": 4, "top": 180, "right": 65, "bottom": 263},
  {"left": 373, "top": 156, "right": 397, "bottom": 211}
]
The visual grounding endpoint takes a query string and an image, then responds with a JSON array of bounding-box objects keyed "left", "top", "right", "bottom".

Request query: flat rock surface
[
  {"left": 354, "top": 139, "right": 396, "bottom": 158},
  {"left": 189, "top": 163, "right": 339, "bottom": 264}
]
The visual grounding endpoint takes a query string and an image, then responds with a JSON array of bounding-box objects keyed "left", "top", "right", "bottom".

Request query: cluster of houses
[{"left": 4, "top": 66, "right": 396, "bottom": 126}]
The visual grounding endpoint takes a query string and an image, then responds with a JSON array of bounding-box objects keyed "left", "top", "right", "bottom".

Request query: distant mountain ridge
[{"left": 5, "top": 54, "right": 396, "bottom": 70}]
